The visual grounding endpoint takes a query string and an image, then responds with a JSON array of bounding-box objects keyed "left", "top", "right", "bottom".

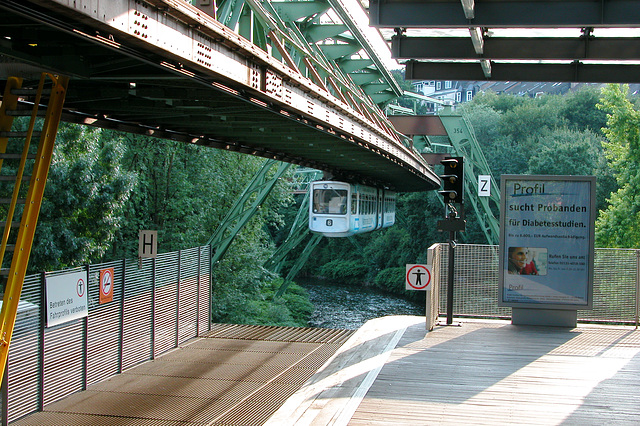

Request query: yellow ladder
[{"left": 0, "top": 73, "right": 68, "bottom": 384}]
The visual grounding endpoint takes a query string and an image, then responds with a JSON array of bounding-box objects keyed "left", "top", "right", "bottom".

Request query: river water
[{"left": 299, "top": 278, "right": 425, "bottom": 329}]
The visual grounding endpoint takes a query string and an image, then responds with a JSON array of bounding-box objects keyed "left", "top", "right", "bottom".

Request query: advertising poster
[{"left": 499, "top": 175, "right": 595, "bottom": 309}]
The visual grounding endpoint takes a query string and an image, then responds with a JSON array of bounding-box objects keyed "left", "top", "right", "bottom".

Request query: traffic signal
[{"left": 439, "top": 156, "right": 464, "bottom": 203}]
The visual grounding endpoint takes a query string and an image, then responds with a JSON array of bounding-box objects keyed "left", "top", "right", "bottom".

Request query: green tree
[
  {"left": 110, "top": 135, "right": 230, "bottom": 257},
  {"left": 526, "top": 128, "right": 599, "bottom": 176},
  {"left": 595, "top": 84, "right": 640, "bottom": 247},
  {"left": 470, "top": 91, "right": 529, "bottom": 114},
  {"left": 108, "top": 135, "right": 294, "bottom": 258},
  {"left": 560, "top": 87, "right": 608, "bottom": 132},
  {"left": 30, "top": 125, "right": 136, "bottom": 272},
  {"left": 500, "top": 100, "right": 565, "bottom": 148}
]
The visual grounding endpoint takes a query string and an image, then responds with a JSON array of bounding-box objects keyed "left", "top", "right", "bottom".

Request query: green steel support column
[
  {"left": 264, "top": 168, "right": 322, "bottom": 268},
  {"left": 438, "top": 106, "right": 500, "bottom": 245},
  {"left": 265, "top": 190, "right": 313, "bottom": 274},
  {"left": 216, "top": 0, "right": 246, "bottom": 31},
  {"left": 207, "top": 158, "right": 291, "bottom": 267},
  {"left": 265, "top": 168, "right": 325, "bottom": 297},
  {"left": 274, "top": 233, "right": 322, "bottom": 299}
]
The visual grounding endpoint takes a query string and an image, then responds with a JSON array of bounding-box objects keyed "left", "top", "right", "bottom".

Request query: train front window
[{"left": 313, "top": 189, "right": 348, "bottom": 214}]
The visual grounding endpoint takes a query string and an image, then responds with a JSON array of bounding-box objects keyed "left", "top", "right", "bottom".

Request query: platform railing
[
  {"left": 2, "top": 245, "right": 211, "bottom": 424},
  {"left": 428, "top": 243, "right": 639, "bottom": 325},
  {"left": 4, "top": 243, "right": 638, "bottom": 422}
]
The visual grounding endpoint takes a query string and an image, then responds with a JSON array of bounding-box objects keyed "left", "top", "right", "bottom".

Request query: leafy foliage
[
  {"left": 595, "top": 84, "right": 640, "bottom": 247},
  {"left": 461, "top": 86, "right": 615, "bottom": 214},
  {"left": 211, "top": 271, "right": 313, "bottom": 327},
  {"left": 318, "top": 259, "right": 370, "bottom": 284},
  {"left": 304, "top": 84, "right": 626, "bottom": 305},
  {"left": 15, "top": 120, "right": 304, "bottom": 326},
  {"left": 30, "top": 124, "right": 135, "bottom": 272}
]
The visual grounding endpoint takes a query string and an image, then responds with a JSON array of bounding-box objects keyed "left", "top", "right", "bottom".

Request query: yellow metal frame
[
  {"left": 0, "top": 74, "right": 68, "bottom": 384},
  {"left": 0, "top": 75, "right": 45, "bottom": 268}
]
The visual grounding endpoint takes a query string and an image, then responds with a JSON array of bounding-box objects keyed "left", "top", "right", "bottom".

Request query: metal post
[
  {"left": 636, "top": 250, "right": 639, "bottom": 329},
  {"left": 176, "top": 250, "right": 180, "bottom": 348},
  {"left": 1, "top": 358, "right": 7, "bottom": 426},
  {"left": 447, "top": 229, "right": 455, "bottom": 325},
  {"left": 196, "top": 247, "right": 201, "bottom": 336},
  {"left": 437, "top": 202, "right": 464, "bottom": 327},
  {"left": 118, "top": 258, "right": 125, "bottom": 373},
  {"left": 151, "top": 258, "right": 156, "bottom": 360},
  {"left": 82, "top": 265, "right": 89, "bottom": 391},
  {"left": 38, "top": 271, "right": 45, "bottom": 411}
]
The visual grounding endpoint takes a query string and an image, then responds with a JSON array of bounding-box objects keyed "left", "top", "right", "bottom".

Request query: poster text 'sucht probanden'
[{"left": 499, "top": 176, "right": 595, "bottom": 309}]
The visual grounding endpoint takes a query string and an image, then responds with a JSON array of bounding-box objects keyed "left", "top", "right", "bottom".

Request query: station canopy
[{"left": 367, "top": 0, "right": 640, "bottom": 83}]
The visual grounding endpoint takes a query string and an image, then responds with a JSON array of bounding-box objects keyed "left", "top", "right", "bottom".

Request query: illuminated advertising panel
[{"left": 499, "top": 175, "right": 595, "bottom": 309}]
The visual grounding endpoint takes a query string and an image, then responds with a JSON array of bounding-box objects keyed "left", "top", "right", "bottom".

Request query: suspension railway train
[{"left": 309, "top": 181, "right": 396, "bottom": 237}]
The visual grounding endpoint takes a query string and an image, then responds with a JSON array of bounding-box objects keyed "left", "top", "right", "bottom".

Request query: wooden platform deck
[
  {"left": 268, "top": 317, "right": 640, "bottom": 425},
  {"left": 10, "top": 317, "right": 640, "bottom": 425}
]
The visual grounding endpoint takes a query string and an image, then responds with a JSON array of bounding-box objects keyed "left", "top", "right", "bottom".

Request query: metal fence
[
  {"left": 4, "top": 243, "right": 638, "bottom": 422},
  {"left": 4, "top": 245, "right": 211, "bottom": 424},
  {"left": 429, "top": 244, "right": 639, "bottom": 325}
]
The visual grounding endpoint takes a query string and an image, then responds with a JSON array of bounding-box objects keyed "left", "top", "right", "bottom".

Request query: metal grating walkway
[{"left": 11, "top": 324, "right": 354, "bottom": 425}]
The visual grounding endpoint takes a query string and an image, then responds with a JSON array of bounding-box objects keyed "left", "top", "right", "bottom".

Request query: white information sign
[
  {"left": 138, "top": 230, "right": 158, "bottom": 258},
  {"left": 499, "top": 175, "right": 595, "bottom": 309},
  {"left": 406, "top": 264, "right": 431, "bottom": 291},
  {"left": 478, "top": 175, "right": 491, "bottom": 197},
  {"left": 45, "top": 270, "right": 89, "bottom": 327}
]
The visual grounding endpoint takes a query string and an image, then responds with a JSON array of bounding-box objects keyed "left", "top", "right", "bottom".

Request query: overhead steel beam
[
  {"left": 469, "top": 27, "right": 484, "bottom": 54},
  {"left": 405, "top": 60, "right": 640, "bottom": 83},
  {"left": 388, "top": 115, "right": 447, "bottom": 136},
  {"left": 327, "top": 0, "right": 403, "bottom": 97},
  {"left": 392, "top": 35, "right": 640, "bottom": 60},
  {"left": 460, "top": 0, "right": 475, "bottom": 19},
  {"left": 370, "top": 0, "right": 640, "bottom": 28}
]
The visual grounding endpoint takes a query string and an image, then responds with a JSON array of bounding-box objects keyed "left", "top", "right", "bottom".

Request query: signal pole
[{"left": 437, "top": 157, "right": 465, "bottom": 325}]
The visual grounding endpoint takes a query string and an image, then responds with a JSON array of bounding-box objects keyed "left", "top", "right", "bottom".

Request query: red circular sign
[
  {"left": 76, "top": 278, "right": 86, "bottom": 297},
  {"left": 406, "top": 265, "right": 431, "bottom": 290},
  {"left": 101, "top": 269, "right": 112, "bottom": 296}
]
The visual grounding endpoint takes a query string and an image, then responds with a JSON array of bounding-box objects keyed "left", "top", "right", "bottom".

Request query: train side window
[{"left": 351, "top": 193, "right": 357, "bottom": 214}]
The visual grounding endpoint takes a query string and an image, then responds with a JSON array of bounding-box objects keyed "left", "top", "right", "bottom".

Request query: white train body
[{"left": 309, "top": 181, "right": 396, "bottom": 237}]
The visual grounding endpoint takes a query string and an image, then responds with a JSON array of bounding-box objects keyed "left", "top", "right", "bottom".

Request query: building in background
[{"left": 409, "top": 80, "right": 640, "bottom": 112}]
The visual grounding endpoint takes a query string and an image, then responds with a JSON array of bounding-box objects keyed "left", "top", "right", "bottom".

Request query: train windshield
[{"left": 313, "top": 188, "right": 348, "bottom": 215}]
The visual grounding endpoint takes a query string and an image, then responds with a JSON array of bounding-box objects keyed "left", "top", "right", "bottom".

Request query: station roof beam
[{"left": 369, "top": 0, "right": 640, "bottom": 82}]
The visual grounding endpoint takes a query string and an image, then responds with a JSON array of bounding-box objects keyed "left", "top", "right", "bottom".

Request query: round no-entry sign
[{"left": 406, "top": 264, "right": 431, "bottom": 291}]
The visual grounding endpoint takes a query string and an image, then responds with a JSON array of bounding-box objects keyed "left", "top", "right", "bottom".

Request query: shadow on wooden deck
[{"left": 268, "top": 317, "right": 640, "bottom": 425}]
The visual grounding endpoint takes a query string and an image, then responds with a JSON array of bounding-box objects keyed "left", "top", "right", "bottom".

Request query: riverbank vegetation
[
  {"left": 299, "top": 83, "right": 639, "bottom": 301},
  {"left": 13, "top": 83, "right": 639, "bottom": 327}
]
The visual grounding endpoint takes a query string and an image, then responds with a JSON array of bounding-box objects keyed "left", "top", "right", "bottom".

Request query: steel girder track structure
[
  {"left": 437, "top": 107, "right": 500, "bottom": 245},
  {"left": 0, "top": 1, "right": 440, "bottom": 299},
  {"left": 390, "top": 110, "right": 500, "bottom": 245},
  {"left": 0, "top": 0, "right": 439, "bottom": 192}
]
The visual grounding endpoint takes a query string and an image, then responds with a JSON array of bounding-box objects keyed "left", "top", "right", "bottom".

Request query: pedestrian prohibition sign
[{"left": 406, "top": 264, "right": 432, "bottom": 291}]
